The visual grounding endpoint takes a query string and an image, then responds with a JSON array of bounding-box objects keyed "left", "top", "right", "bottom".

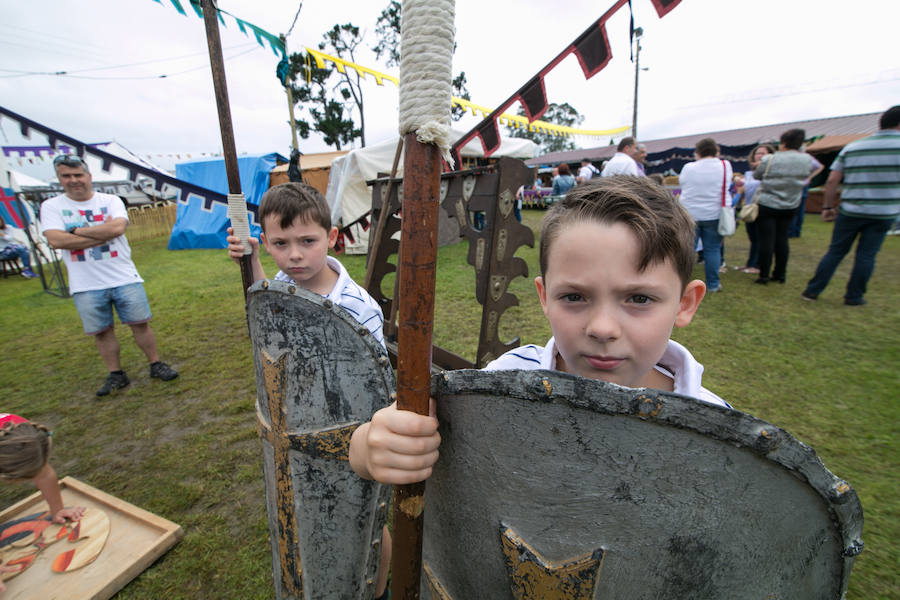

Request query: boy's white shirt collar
[
  {"left": 543, "top": 337, "right": 728, "bottom": 407},
  {"left": 274, "top": 255, "right": 344, "bottom": 298}
]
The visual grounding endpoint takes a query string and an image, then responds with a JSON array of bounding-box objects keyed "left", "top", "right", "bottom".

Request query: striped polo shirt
[
  {"left": 275, "top": 256, "right": 385, "bottom": 349},
  {"left": 832, "top": 130, "right": 900, "bottom": 219}
]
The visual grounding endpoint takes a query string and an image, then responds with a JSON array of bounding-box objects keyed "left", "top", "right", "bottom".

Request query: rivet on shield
[
  {"left": 843, "top": 539, "right": 864, "bottom": 557},
  {"left": 288, "top": 285, "right": 296, "bottom": 294},
  {"left": 390, "top": 392, "right": 397, "bottom": 401},
  {"left": 636, "top": 395, "right": 662, "bottom": 418},
  {"left": 261, "top": 280, "right": 269, "bottom": 289},
  {"left": 323, "top": 298, "right": 333, "bottom": 308},
  {"left": 830, "top": 481, "right": 853, "bottom": 503},
  {"left": 379, "top": 356, "right": 390, "bottom": 366}
]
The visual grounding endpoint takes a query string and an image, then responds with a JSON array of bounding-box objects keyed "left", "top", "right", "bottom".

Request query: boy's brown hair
[
  {"left": 0, "top": 421, "right": 51, "bottom": 481},
  {"left": 259, "top": 183, "right": 332, "bottom": 233},
  {"left": 539, "top": 176, "right": 696, "bottom": 289}
]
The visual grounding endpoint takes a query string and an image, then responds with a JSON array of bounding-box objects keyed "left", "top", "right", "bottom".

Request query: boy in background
[
  {"left": 226, "top": 182, "right": 388, "bottom": 599},
  {"left": 227, "top": 182, "right": 384, "bottom": 348}
]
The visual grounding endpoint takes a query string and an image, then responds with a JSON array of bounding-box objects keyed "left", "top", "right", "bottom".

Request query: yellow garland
[{"left": 305, "top": 47, "right": 629, "bottom": 139}]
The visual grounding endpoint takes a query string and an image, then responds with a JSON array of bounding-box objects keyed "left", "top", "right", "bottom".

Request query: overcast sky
[{"left": 2, "top": 0, "right": 898, "bottom": 171}]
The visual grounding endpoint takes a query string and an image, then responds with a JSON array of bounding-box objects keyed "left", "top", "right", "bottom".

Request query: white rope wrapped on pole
[
  {"left": 398, "top": 0, "right": 456, "bottom": 168},
  {"left": 227, "top": 193, "right": 252, "bottom": 255},
  {"left": 393, "top": 1, "right": 456, "bottom": 597}
]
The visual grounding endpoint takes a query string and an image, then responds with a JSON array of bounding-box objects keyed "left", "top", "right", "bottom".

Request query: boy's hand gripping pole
[{"left": 227, "top": 193, "right": 255, "bottom": 297}]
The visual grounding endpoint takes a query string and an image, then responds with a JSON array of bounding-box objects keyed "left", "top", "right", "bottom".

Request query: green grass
[{"left": 1, "top": 211, "right": 897, "bottom": 599}]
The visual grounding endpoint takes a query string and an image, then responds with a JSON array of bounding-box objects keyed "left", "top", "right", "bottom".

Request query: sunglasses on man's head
[{"left": 53, "top": 154, "right": 86, "bottom": 167}]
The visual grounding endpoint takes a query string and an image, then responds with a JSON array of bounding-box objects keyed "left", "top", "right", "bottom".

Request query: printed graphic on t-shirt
[{"left": 61, "top": 207, "right": 119, "bottom": 262}]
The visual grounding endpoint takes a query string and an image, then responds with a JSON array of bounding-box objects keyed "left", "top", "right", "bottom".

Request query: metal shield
[
  {"left": 247, "top": 280, "right": 393, "bottom": 600},
  {"left": 423, "top": 369, "right": 863, "bottom": 600}
]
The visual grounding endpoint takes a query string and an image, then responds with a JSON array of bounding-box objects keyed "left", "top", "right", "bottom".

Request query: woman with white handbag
[{"left": 678, "top": 138, "right": 734, "bottom": 293}]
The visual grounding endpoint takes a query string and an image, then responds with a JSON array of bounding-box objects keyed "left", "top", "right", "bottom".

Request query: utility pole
[
  {"left": 279, "top": 35, "right": 300, "bottom": 151},
  {"left": 631, "top": 26, "right": 644, "bottom": 140}
]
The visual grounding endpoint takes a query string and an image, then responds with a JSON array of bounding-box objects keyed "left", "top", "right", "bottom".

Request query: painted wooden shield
[
  {"left": 422, "top": 369, "right": 864, "bottom": 600},
  {"left": 247, "top": 280, "right": 393, "bottom": 600}
]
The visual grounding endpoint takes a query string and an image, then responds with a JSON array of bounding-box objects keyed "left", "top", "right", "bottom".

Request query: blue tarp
[{"left": 167, "top": 152, "right": 287, "bottom": 250}]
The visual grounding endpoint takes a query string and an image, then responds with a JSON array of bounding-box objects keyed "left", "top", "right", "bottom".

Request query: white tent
[{"left": 326, "top": 128, "right": 537, "bottom": 254}]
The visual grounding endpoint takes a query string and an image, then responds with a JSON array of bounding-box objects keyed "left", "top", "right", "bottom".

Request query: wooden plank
[{"left": 0, "top": 477, "right": 183, "bottom": 600}]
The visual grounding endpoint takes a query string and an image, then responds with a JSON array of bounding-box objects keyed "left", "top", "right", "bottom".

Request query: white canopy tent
[{"left": 326, "top": 127, "right": 537, "bottom": 254}]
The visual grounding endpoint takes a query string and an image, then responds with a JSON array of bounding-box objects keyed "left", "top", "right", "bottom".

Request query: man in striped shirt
[{"left": 802, "top": 106, "right": 900, "bottom": 306}]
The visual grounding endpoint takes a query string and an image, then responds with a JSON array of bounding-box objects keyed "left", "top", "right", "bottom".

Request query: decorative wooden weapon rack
[{"left": 363, "top": 156, "right": 534, "bottom": 371}]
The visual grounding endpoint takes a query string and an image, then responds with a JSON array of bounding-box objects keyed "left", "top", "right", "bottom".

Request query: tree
[
  {"left": 451, "top": 71, "right": 471, "bottom": 122},
  {"left": 286, "top": 24, "right": 367, "bottom": 151},
  {"left": 286, "top": 49, "right": 360, "bottom": 151},
  {"left": 373, "top": 1, "right": 471, "bottom": 122},
  {"left": 373, "top": 1, "right": 401, "bottom": 68},
  {"left": 322, "top": 24, "right": 368, "bottom": 147},
  {"left": 507, "top": 102, "right": 584, "bottom": 154}
]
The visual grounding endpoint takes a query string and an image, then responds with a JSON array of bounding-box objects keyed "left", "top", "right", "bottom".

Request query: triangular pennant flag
[
  {"left": 516, "top": 76, "right": 549, "bottom": 122},
  {"left": 476, "top": 119, "right": 501, "bottom": 157},
  {"left": 572, "top": 21, "right": 612, "bottom": 79},
  {"left": 650, "top": 0, "right": 682, "bottom": 18}
]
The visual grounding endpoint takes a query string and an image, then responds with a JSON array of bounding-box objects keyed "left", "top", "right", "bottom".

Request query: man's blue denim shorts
[{"left": 72, "top": 282, "right": 152, "bottom": 335}]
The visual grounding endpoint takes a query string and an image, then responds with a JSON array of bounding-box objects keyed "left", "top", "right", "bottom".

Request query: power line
[
  {"left": 0, "top": 46, "right": 261, "bottom": 80},
  {"left": 674, "top": 76, "right": 900, "bottom": 112},
  {"left": 0, "top": 42, "right": 255, "bottom": 77}
]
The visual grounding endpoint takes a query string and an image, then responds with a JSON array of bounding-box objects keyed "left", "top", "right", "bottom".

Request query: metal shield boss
[
  {"left": 247, "top": 280, "right": 392, "bottom": 600},
  {"left": 422, "top": 370, "right": 863, "bottom": 600}
]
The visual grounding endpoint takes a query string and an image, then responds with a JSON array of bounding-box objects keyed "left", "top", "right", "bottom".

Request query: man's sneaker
[
  {"left": 97, "top": 371, "right": 130, "bottom": 397},
  {"left": 21, "top": 268, "right": 38, "bottom": 279},
  {"left": 844, "top": 298, "right": 867, "bottom": 306},
  {"left": 800, "top": 291, "right": 817, "bottom": 302},
  {"left": 150, "top": 361, "right": 178, "bottom": 381}
]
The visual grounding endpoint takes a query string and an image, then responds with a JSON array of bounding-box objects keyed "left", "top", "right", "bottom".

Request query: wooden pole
[
  {"left": 279, "top": 34, "right": 300, "bottom": 152},
  {"left": 391, "top": 133, "right": 441, "bottom": 599},
  {"left": 201, "top": 0, "right": 254, "bottom": 300},
  {"left": 364, "top": 138, "right": 405, "bottom": 340}
]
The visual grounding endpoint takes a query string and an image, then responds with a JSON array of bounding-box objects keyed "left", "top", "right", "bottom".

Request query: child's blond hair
[{"left": 0, "top": 421, "right": 51, "bottom": 481}]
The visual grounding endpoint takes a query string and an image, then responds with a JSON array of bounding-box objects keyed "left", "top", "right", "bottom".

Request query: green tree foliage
[
  {"left": 322, "top": 23, "right": 368, "bottom": 147},
  {"left": 287, "top": 49, "right": 359, "bottom": 151},
  {"left": 373, "top": 1, "right": 471, "bottom": 121},
  {"left": 507, "top": 102, "right": 584, "bottom": 154},
  {"left": 286, "top": 24, "right": 367, "bottom": 150},
  {"left": 451, "top": 71, "right": 471, "bottom": 122},
  {"left": 373, "top": 1, "right": 401, "bottom": 68}
]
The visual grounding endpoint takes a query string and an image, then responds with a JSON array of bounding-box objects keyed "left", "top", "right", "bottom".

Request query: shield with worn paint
[
  {"left": 247, "top": 280, "right": 393, "bottom": 600},
  {"left": 422, "top": 369, "right": 863, "bottom": 600}
]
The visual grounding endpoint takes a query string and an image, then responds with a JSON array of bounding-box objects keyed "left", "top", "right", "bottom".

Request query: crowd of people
[{"left": 539, "top": 106, "right": 899, "bottom": 305}]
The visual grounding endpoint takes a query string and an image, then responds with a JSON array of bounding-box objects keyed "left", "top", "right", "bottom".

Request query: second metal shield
[{"left": 248, "top": 280, "right": 393, "bottom": 600}]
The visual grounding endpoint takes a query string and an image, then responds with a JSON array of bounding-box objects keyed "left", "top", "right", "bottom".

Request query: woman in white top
[{"left": 678, "top": 138, "right": 733, "bottom": 293}]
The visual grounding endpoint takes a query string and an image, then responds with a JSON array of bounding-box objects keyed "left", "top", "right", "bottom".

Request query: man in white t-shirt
[
  {"left": 576, "top": 158, "right": 599, "bottom": 183},
  {"left": 601, "top": 137, "right": 641, "bottom": 177},
  {"left": 40, "top": 155, "right": 178, "bottom": 397}
]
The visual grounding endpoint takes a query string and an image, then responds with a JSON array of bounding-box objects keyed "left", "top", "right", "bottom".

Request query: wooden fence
[{"left": 126, "top": 202, "right": 177, "bottom": 242}]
